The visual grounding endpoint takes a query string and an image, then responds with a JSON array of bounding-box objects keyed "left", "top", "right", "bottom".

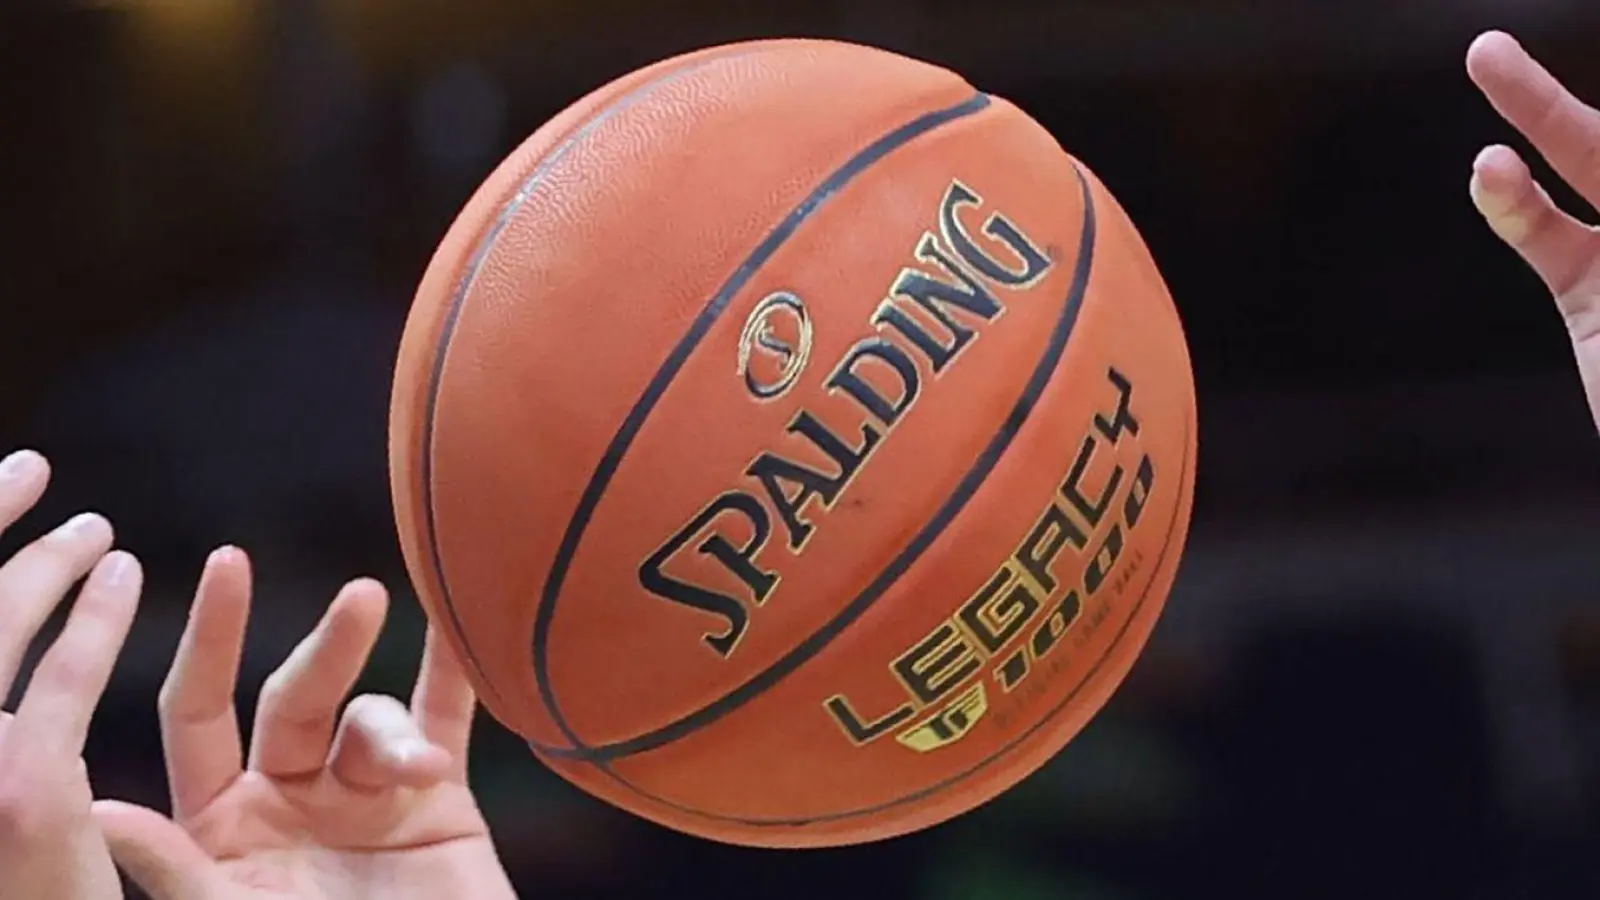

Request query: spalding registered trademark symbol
[{"left": 737, "top": 290, "right": 814, "bottom": 400}]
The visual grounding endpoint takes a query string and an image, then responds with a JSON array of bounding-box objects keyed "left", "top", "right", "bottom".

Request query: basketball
[{"left": 388, "top": 38, "right": 1196, "bottom": 848}]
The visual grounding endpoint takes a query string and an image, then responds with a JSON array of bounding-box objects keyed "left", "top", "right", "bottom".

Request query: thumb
[
  {"left": 1470, "top": 145, "right": 1600, "bottom": 314},
  {"left": 92, "top": 799, "right": 215, "bottom": 900},
  {"left": 328, "top": 693, "right": 453, "bottom": 791}
]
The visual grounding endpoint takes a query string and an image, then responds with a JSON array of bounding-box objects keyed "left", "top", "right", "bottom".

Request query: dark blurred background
[{"left": 4, "top": 0, "right": 1600, "bottom": 897}]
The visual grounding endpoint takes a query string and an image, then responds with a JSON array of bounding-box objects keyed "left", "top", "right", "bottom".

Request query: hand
[
  {"left": 1467, "top": 31, "right": 1600, "bottom": 430},
  {"left": 0, "top": 449, "right": 143, "bottom": 900},
  {"left": 93, "top": 548, "right": 518, "bottom": 900}
]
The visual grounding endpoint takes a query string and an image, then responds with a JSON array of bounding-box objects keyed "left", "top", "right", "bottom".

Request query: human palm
[
  {"left": 1467, "top": 31, "right": 1600, "bottom": 427},
  {"left": 93, "top": 549, "right": 517, "bottom": 900}
]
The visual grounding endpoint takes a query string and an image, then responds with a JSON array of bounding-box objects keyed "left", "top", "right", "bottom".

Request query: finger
[
  {"left": 327, "top": 693, "right": 452, "bottom": 791},
  {"left": 247, "top": 579, "right": 387, "bottom": 778},
  {"left": 158, "top": 546, "right": 251, "bottom": 820},
  {"left": 1467, "top": 31, "right": 1600, "bottom": 209},
  {"left": 1571, "top": 338, "right": 1600, "bottom": 439},
  {"left": 0, "top": 512, "right": 115, "bottom": 701},
  {"left": 94, "top": 799, "right": 216, "bottom": 900},
  {"left": 1470, "top": 144, "right": 1600, "bottom": 315},
  {"left": 410, "top": 624, "right": 476, "bottom": 777},
  {"left": 0, "top": 450, "right": 50, "bottom": 536},
  {"left": 14, "top": 551, "right": 142, "bottom": 752}
]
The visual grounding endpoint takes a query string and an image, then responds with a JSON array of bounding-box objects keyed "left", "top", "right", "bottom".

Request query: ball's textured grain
[{"left": 390, "top": 38, "right": 1197, "bottom": 848}]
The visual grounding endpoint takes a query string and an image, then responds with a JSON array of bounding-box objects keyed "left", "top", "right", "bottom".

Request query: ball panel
[
  {"left": 390, "top": 38, "right": 785, "bottom": 731},
  {"left": 418, "top": 43, "right": 973, "bottom": 747}
]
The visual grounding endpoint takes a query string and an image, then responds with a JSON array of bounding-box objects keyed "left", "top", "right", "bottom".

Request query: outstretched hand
[
  {"left": 0, "top": 450, "right": 142, "bottom": 900},
  {"left": 93, "top": 548, "right": 517, "bottom": 900},
  {"left": 1467, "top": 30, "right": 1600, "bottom": 429}
]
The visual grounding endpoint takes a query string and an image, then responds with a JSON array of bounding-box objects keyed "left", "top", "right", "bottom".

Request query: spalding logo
[
  {"left": 642, "top": 180, "right": 1056, "bottom": 660},
  {"left": 737, "top": 291, "right": 814, "bottom": 400}
]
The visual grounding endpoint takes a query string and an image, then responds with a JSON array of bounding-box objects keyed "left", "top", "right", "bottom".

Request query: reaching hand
[
  {"left": 1467, "top": 30, "right": 1600, "bottom": 430},
  {"left": 0, "top": 449, "right": 142, "bottom": 900},
  {"left": 93, "top": 548, "right": 518, "bottom": 900}
]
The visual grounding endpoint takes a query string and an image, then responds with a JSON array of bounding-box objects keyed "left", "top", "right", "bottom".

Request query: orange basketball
[{"left": 388, "top": 38, "right": 1196, "bottom": 848}]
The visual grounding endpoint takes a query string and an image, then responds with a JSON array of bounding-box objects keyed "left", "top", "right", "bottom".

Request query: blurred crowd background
[{"left": 4, "top": 0, "right": 1600, "bottom": 897}]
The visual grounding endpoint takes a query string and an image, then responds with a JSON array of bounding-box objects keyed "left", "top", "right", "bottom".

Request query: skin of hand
[
  {"left": 1467, "top": 30, "right": 1600, "bottom": 429},
  {"left": 91, "top": 548, "right": 519, "bottom": 900},
  {"left": 0, "top": 448, "right": 143, "bottom": 900}
]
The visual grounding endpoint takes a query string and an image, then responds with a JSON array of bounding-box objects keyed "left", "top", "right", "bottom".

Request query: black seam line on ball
[{"left": 420, "top": 48, "right": 764, "bottom": 713}]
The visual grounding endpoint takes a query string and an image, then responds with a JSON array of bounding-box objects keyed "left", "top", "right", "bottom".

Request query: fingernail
[
  {"left": 1469, "top": 177, "right": 1528, "bottom": 243},
  {"left": 1474, "top": 144, "right": 1509, "bottom": 167},
  {"left": 1469, "top": 174, "right": 1506, "bottom": 213},
  {"left": 392, "top": 738, "right": 436, "bottom": 764},
  {"left": 54, "top": 512, "right": 109, "bottom": 541},
  {"left": 0, "top": 449, "right": 43, "bottom": 481},
  {"left": 104, "top": 550, "right": 141, "bottom": 586}
]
